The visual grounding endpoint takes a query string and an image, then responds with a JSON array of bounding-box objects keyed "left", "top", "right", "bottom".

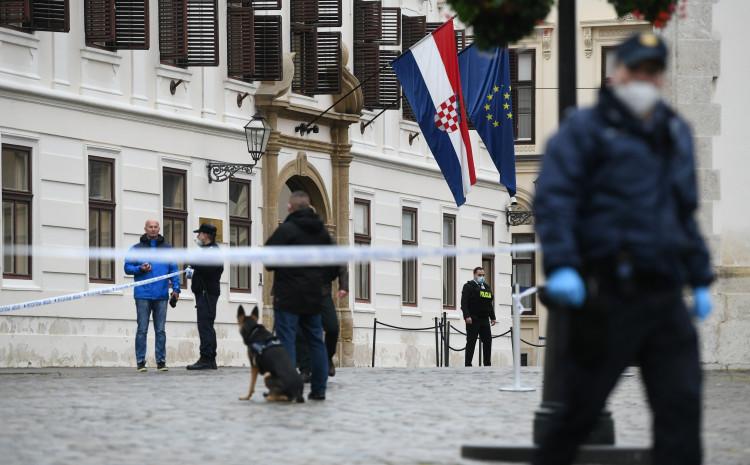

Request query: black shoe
[
  {"left": 300, "top": 369, "right": 312, "bottom": 384},
  {"left": 137, "top": 362, "right": 147, "bottom": 372},
  {"left": 186, "top": 357, "right": 216, "bottom": 370},
  {"left": 157, "top": 361, "right": 168, "bottom": 372},
  {"left": 328, "top": 360, "right": 336, "bottom": 377},
  {"left": 308, "top": 392, "right": 326, "bottom": 401}
]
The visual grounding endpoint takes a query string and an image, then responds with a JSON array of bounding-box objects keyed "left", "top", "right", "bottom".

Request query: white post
[{"left": 500, "top": 284, "right": 535, "bottom": 392}]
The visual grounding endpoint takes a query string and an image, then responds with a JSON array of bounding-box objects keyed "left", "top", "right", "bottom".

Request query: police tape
[
  {"left": 6, "top": 243, "right": 538, "bottom": 266},
  {"left": 0, "top": 268, "right": 188, "bottom": 314}
]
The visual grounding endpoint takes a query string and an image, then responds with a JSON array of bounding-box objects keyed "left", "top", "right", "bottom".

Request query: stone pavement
[{"left": 0, "top": 367, "right": 748, "bottom": 465}]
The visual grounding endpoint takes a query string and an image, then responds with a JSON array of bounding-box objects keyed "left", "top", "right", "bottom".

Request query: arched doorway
[{"left": 277, "top": 175, "right": 330, "bottom": 225}]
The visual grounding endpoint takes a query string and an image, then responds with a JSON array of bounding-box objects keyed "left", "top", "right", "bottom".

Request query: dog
[{"left": 237, "top": 305, "right": 304, "bottom": 403}]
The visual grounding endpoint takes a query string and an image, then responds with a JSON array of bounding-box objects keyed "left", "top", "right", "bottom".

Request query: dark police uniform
[
  {"left": 532, "top": 33, "right": 713, "bottom": 465},
  {"left": 461, "top": 280, "right": 496, "bottom": 366},
  {"left": 187, "top": 224, "right": 224, "bottom": 370}
]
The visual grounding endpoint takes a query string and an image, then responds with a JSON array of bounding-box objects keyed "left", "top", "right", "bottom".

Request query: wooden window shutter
[
  {"left": 377, "top": 49, "right": 400, "bottom": 109},
  {"left": 0, "top": 1, "right": 29, "bottom": 30},
  {"left": 425, "top": 21, "right": 442, "bottom": 35},
  {"left": 455, "top": 29, "right": 465, "bottom": 51},
  {"left": 312, "top": 31, "right": 340, "bottom": 94},
  {"left": 317, "top": 0, "right": 340, "bottom": 27},
  {"left": 159, "top": 0, "right": 187, "bottom": 64},
  {"left": 227, "top": 1, "right": 254, "bottom": 81},
  {"left": 250, "top": 14, "right": 282, "bottom": 80},
  {"left": 354, "top": 41, "right": 379, "bottom": 109},
  {"left": 353, "top": 0, "right": 380, "bottom": 43},
  {"left": 509, "top": 49, "right": 520, "bottom": 139},
  {"left": 114, "top": 0, "right": 150, "bottom": 49},
  {"left": 292, "top": 26, "right": 317, "bottom": 95},
  {"left": 28, "top": 0, "right": 69, "bottom": 32},
  {"left": 84, "top": 0, "right": 116, "bottom": 44},
  {"left": 465, "top": 34, "right": 474, "bottom": 47},
  {"left": 401, "top": 15, "right": 425, "bottom": 121},
  {"left": 184, "top": 0, "right": 218, "bottom": 66},
  {"left": 250, "top": 0, "right": 279, "bottom": 9},
  {"left": 291, "top": 0, "right": 318, "bottom": 25},
  {"left": 379, "top": 6, "right": 399, "bottom": 46}
]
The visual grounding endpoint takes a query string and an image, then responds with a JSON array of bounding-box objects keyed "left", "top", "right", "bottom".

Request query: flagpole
[{"left": 359, "top": 95, "right": 404, "bottom": 133}]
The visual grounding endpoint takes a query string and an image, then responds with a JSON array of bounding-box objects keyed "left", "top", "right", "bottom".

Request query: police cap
[{"left": 615, "top": 32, "right": 668, "bottom": 70}]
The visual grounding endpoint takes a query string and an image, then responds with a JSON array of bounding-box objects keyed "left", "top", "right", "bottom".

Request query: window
[
  {"left": 510, "top": 49, "right": 535, "bottom": 143},
  {"left": 400, "top": 14, "right": 425, "bottom": 121},
  {"left": 353, "top": 198, "right": 371, "bottom": 302},
  {"left": 89, "top": 157, "right": 115, "bottom": 283},
  {"left": 291, "top": 0, "right": 342, "bottom": 95},
  {"left": 229, "top": 179, "right": 251, "bottom": 292},
  {"left": 401, "top": 207, "right": 417, "bottom": 306},
  {"left": 481, "top": 221, "right": 494, "bottom": 290},
  {"left": 2, "top": 145, "right": 32, "bottom": 279},
  {"left": 0, "top": 0, "right": 70, "bottom": 33},
  {"left": 163, "top": 169, "right": 187, "bottom": 287},
  {"left": 442, "top": 214, "right": 456, "bottom": 308},
  {"left": 159, "top": 0, "right": 219, "bottom": 68},
  {"left": 226, "top": 1, "right": 283, "bottom": 83},
  {"left": 601, "top": 46, "right": 617, "bottom": 87},
  {"left": 84, "top": 0, "right": 149, "bottom": 51},
  {"left": 512, "top": 234, "right": 536, "bottom": 314}
]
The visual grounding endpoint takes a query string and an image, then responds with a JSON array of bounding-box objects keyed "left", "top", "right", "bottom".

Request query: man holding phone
[{"left": 125, "top": 219, "right": 181, "bottom": 372}]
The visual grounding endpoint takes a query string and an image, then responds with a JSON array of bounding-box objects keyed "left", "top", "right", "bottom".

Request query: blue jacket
[
  {"left": 533, "top": 88, "right": 713, "bottom": 288},
  {"left": 124, "top": 235, "right": 180, "bottom": 300}
]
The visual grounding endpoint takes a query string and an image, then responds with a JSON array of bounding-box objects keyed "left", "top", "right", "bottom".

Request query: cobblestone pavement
[{"left": 0, "top": 367, "right": 747, "bottom": 465}]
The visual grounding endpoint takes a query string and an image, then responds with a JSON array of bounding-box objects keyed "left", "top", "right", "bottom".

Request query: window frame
[
  {"left": 601, "top": 45, "right": 617, "bottom": 88},
  {"left": 229, "top": 178, "right": 252, "bottom": 293},
  {"left": 442, "top": 213, "right": 456, "bottom": 309},
  {"left": 353, "top": 198, "right": 371, "bottom": 303},
  {"left": 401, "top": 206, "right": 418, "bottom": 307},
  {"left": 2, "top": 144, "right": 33, "bottom": 280},
  {"left": 162, "top": 167, "right": 187, "bottom": 288},
  {"left": 88, "top": 156, "right": 116, "bottom": 283},
  {"left": 510, "top": 48, "right": 536, "bottom": 145},
  {"left": 481, "top": 220, "right": 495, "bottom": 290},
  {"left": 511, "top": 233, "right": 537, "bottom": 315}
]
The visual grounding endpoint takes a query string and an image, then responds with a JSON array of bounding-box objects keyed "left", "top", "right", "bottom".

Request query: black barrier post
[
  {"left": 372, "top": 318, "right": 377, "bottom": 368},
  {"left": 446, "top": 316, "right": 451, "bottom": 368},
  {"left": 434, "top": 317, "right": 440, "bottom": 368}
]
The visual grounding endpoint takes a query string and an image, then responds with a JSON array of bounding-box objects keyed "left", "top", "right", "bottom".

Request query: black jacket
[
  {"left": 461, "top": 280, "right": 496, "bottom": 322},
  {"left": 190, "top": 242, "right": 224, "bottom": 296},
  {"left": 534, "top": 88, "right": 713, "bottom": 287},
  {"left": 322, "top": 265, "right": 349, "bottom": 297},
  {"left": 265, "top": 208, "right": 336, "bottom": 314}
]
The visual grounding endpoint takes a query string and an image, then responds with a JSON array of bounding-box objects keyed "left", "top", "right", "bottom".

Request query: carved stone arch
[
  {"left": 513, "top": 186, "right": 535, "bottom": 211},
  {"left": 277, "top": 152, "right": 333, "bottom": 227}
]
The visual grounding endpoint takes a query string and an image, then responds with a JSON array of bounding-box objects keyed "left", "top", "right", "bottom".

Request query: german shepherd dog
[{"left": 237, "top": 305, "right": 304, "bottom": 402}]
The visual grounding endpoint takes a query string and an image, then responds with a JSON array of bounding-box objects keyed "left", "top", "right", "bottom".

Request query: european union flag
[{"left": 458, "top": 45, "right": 516, "bottom": 197}]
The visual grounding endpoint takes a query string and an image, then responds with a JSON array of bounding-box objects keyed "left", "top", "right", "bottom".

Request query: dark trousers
[
  {"left": 533, "top": 281, "right": 702, "bottom": 465},
  {"left": 465, "top": 320, "right": 492, "bottom": 366},
  {"left": 274, "top": 309, "right": 328, "bottom": 395},
  {"left": 196, "top": 293, "right": 219, "bottom": 359},
  {"left": 297, "top": 294, "right": 339, "bottom": 371}
]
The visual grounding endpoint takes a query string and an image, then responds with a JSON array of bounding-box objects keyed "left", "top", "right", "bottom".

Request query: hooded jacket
[
  {"left": 265, "top": 208, "right": 336, "bottom": 314},
  {"left": 534, "top": 87, "right": 713, "bottom": 288},
  {"left": 124, "top": 235, "right": 180, "bottom": 300}
]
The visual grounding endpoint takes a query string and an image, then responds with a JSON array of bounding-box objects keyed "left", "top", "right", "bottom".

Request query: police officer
[
  {"left": 186, "top": 223, "right": 224, "bottom": 370},
  {"left": 532, "top": 32, "right": 713, "bottom": 465},
  {"left": 461, "top": 267, "right": 496, "bottom": 366}
]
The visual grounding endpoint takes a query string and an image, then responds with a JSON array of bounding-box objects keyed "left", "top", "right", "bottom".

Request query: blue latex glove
[
  {"left": 693, "top": 287, "right": 712, "bottom": 321},
  {"left": 546, "top": 267, "right": 586, "bottom": 308}
]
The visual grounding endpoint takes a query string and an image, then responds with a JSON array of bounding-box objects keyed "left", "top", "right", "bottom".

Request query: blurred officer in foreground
[{"left": 532, "top": 32, "right": 713, "bottom": 465}]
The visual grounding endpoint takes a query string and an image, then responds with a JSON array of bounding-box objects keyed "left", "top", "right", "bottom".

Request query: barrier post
[
  {"left": 372, "top": 318, "right": 377, "bottom": 368},
  {"left": 434, "top": 317, "right": 440, "bottom": 368},
  {"left": 446, "top": 315, "right": 451, "bottom": 367},
  {"left": 500, "top": 284, "right": 535, "bottom": 392}
]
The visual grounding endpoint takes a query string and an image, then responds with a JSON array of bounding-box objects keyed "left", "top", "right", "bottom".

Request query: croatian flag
[{"left": 392, "top": 19, "right": 476, "bottom": 206}]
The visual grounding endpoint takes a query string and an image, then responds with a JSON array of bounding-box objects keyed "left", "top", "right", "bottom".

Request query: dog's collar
[{"left": 251, "top": 337, "right": 282, "bottom": 356}]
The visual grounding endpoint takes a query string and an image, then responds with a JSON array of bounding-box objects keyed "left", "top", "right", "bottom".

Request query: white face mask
[
  {"left": 612, "top": 80, "right": 662, "bottom": 118},
  {"left": 194, "top": 238, "right": 205, "bottom": 247}
]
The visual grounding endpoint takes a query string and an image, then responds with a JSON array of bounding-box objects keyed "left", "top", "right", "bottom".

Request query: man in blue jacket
[
  {"left": 124, "top": 219, "right": 180, "bottom": 372},
  {"left": 532, "top": 33, "right": 713, "bottom": 465}
]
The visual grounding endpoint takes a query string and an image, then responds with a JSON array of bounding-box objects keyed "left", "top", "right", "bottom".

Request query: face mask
[
  {"left": 475, "top": 276, "right": 485, "bottom": 285},
  {"left": 612, "top": 80, "right": 661, "bottom": 118},
  {"left": 194, "top": 238, "right": 204, "bottom": 247}
]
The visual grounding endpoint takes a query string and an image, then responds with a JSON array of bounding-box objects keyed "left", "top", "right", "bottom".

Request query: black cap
[
  {"left": 615, "top": 32, "right": 668, "bottom": 70},
  {"left": 193, "top": 223, "right": 217, "bottom": 236}
]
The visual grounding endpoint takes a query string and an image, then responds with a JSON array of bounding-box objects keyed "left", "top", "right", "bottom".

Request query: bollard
[
  {"left": 372, "top": 318, "right": 377, "bottom": 368},
  {"left": 434, "top": 317, "right": 440, "bottom": 368},
  {"left": 500, "top": 284, "right": 535, "bottom": 392}
]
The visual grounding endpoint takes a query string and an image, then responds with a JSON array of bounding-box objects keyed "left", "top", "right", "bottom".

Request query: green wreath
[
  {"left": 608, "top": 0, "right": 681, "bottom": 28},
  {"left": 447, "top": 0, "right": 554, "bottom": 49}
]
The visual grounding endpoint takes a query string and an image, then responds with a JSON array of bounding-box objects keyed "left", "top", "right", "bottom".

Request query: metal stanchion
[
  {"left": 371, "top": 318, "right": 377, "bottom": 368},
  {"left": 434, "top": 317, "right": 440, "bottom": 368},
  {"left": 500, "top": 284, "right": 535, "bottom": 392}
]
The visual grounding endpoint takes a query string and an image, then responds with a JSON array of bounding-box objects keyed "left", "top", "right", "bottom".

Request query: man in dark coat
[
  {"left": 265, "top": 191, "right": 335, "bottom": 400},
  {"left": 186, "top": 223, "right": 224, "bottom": 370},
  {"left": 461, "top": 266, "right": 496, "bottom": 366},
  {"left": 532, "top": 32, "right": 713, "bottom": 465}
]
